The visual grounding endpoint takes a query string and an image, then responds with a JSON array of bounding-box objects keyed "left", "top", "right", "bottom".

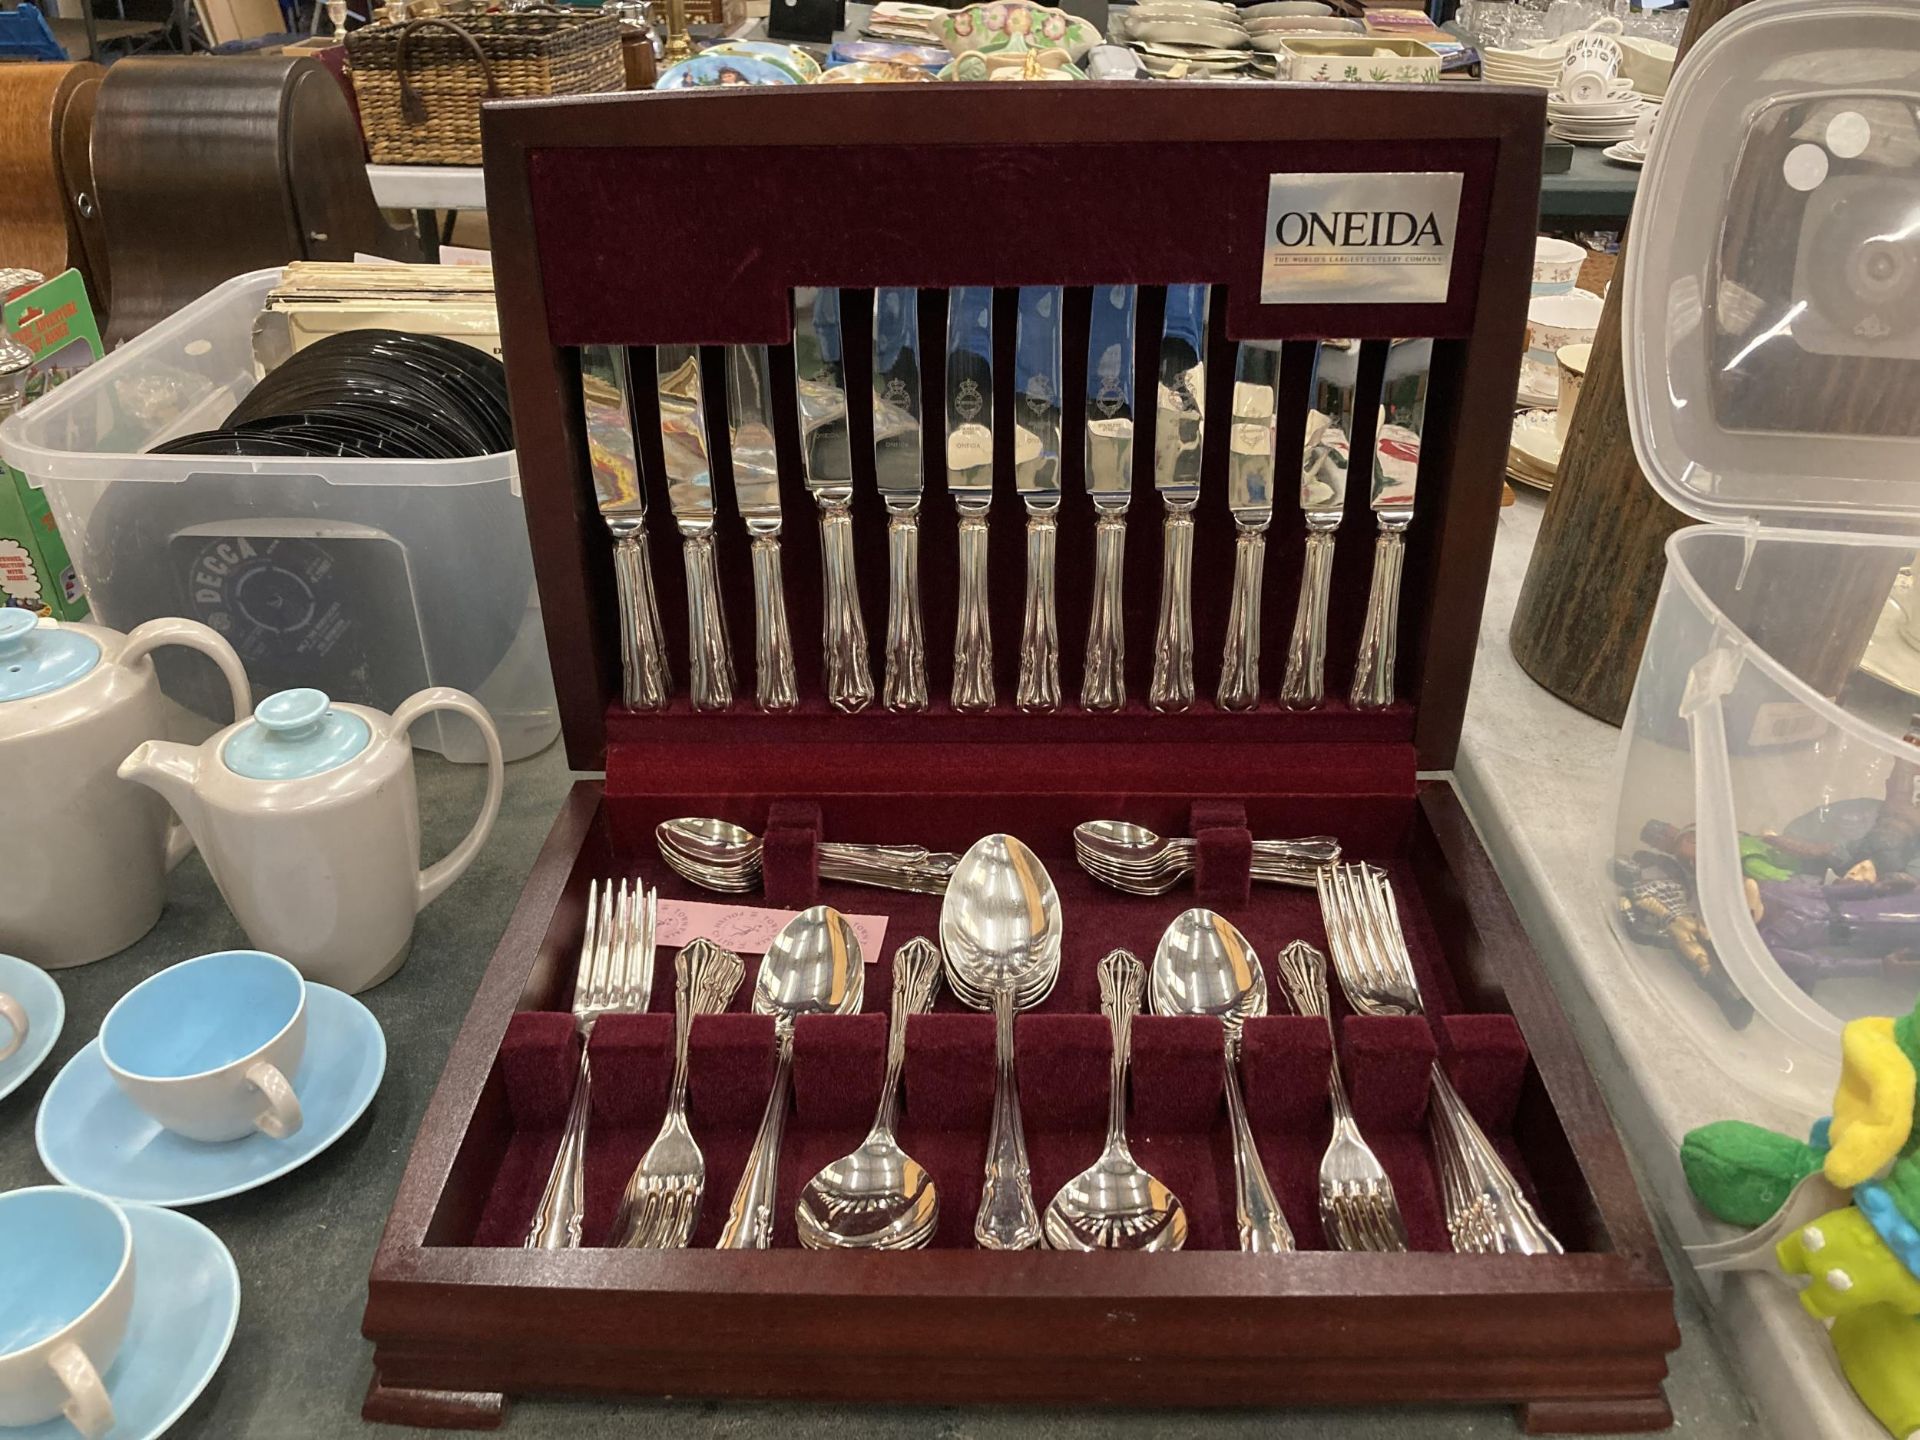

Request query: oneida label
[{"left": 1260, "top": 172, "right": 1464, "bottom": 306}]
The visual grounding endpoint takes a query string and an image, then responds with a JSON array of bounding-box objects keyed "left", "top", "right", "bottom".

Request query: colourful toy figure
[{"left": 1682, "top": 998, "right": 1920, "bottom": 1438}]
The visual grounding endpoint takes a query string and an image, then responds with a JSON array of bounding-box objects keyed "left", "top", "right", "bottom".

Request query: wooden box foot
[
  {"left": 1520, "top": 1392, "right": 1675, "bottom": 1434},
  {"left": 364, "top": 1373, "right": 507, "bottom": 1431}
]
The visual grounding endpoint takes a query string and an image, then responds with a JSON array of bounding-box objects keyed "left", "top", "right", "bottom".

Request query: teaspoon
[
  {"left": 716, "top": 905, "right": 865, "bottom": 1249},
  {"left": 1150, "top": 908, "right": 1295, "bottom": 1252},
  {"left": 796, "top": 937, "right": 944, "bottom": 1250},
  {"left": 940, "top": 833, "right": 1063, "bottom": 1251},
  {"left": 1043, "top": 949, "right": 1187, "bottom": 1252}
]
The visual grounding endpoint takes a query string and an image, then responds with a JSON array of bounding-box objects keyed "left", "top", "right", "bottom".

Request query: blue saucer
[
  {"left": 36, "top": 982, "right": 385, "bottom": 1207},
  {"left": 10, "top": 1203, "right": 239, "bottom": 1440},
  {"left": 0, "top": 953, "right": 64, "bottom": 1104}
]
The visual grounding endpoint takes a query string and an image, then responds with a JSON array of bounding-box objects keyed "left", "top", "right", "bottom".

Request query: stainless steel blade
[
  {"left": 945, "top": 285, "right": 994, "bottom": 514},
  {"left": 583, "top": 344, "right": 670, "bottom": 711},
  {"left": 1084, "top": 284, "right": 1136, "bottom": 514},
  {"left": 872, "top": 285, "right": 924, "bottom": 514},
  {"left": 657, "top": 344, "right": 716, "bottom": 533},
  {"left": 582, "top": 344, "right": 643, "bottom": 518},
  {"left": 1012, "top": 286, "right": 1062, "bottom": 516},
  {"left": 1301, "top": 338, "right": 1357, "bottom": 524},
  {"left": 1152, "top": 283, "right": 1207, "bottom": 514},
  {"left": 794, "top": 288, "right": 853, "bottom": 507},
  {"left": 725, "top": 343, "right": 781, "bottom": 536},
  {"left": 1372, "top": 337, "right": 1431, "bottom": 518},
  {"left": 1228, "top": 340, "right": 1280, "bottom": 531}
]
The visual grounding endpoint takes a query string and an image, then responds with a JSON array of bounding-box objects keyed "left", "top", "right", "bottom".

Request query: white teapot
[
  {"left": 0, "top": 609, "right": 252, "bottom": 967},
  {"left": 117, "top": 685, "right": 504, "bottom": 993}
]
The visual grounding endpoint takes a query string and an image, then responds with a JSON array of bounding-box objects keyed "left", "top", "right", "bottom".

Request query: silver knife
[
  {"left": 946, "top": 285, "right": 996, "bottom": 714},
  {"left": 1148, "top": 284, "right": 1208, "bottom": 712},
  {"left": 657, "top": 345, "right": 735, "bottom": 712},
  {"left": 873, "top": 286, "right": 927, "bottom": 712},
  {"left": 1081, "top": 284, "right": 1135, "bottom": 713},
  {"left": 582, "top": 345, "right": 671, "bottom": 711},
  {"left": 1013, "top": 286, "right": 1063, "bottom": 713},
  {"left": 1280, "top": 339, "right": 1359, "bottom": 710},
  {"left": 1216, "top": 341, "right": 1280, "bottom": 711},
  {"left": 1351, "top": 337, "right": 1431, "bottom": 711},
  {"left": 794, "top": 288, "right": 875, "bottom": 713},
  {"left": 725, "top": 343, "right": 797, "bottom": 712}
]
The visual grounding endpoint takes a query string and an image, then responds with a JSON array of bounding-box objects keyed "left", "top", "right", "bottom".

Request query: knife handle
[
  {"left": 750, "top": 534, "right": 798, "bottom": 713},
  {"left": 1015, "top": 513, "right": 1060, "bottom": 714},
  {"left": 1148, "top": 511, "right": 1195, "bottom": 713},
  {"left": 1280, "top": 528, "right": 1337, "bottom": 710},
  {"left": 682, "top": 531, "right": 735, "bottom": 712},
  {"left": 1216, "top": 526, "right": 1267, "bottom": 713},
  {"left": 883, "top": 511, "right": 928, "bottom": 713},
  {"left": 613, "top": 529, "right": 672, "bottom": 712},
  {"left": 1350, "top": 524, "right": 1405, "bottom": 711},
  {"left": 817, "top": 502, "right": 874, "bottom": 714},
  {"left": 1080, "top": 511, "right": 1127, "bottom": 712},
  {"left": 951, "top": 513, "right": 995, "bottom": 714}
]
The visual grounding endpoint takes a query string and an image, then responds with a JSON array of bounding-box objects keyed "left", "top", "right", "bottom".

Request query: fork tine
[{"left": 573, "top": 880, "right": 600, "bottom": 1009}]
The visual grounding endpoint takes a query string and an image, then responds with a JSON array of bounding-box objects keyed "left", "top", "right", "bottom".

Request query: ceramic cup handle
[
  {"left": 118, "top": 617, "right": 253, "bottom": 872},
  {"left": 246, "top": 1060, "right": 302, "bottom": 1139},
  {"left": 48, "top": 1340, "right": 111, "bottom": 1439},
  {"left": 0, "top": 991, "right": 24, "bottom": 1064},
  {"left": 389, "top": 687, "right": 505, "bottom": 911}
]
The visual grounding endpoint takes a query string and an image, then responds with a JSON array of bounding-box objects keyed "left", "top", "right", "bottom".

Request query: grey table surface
[
  {"left": 1540, "top": 144, "right": 1641, "bottom": 223},
  {"left": 2, "top": 526, "right": 1758, "bottom": 1438}
]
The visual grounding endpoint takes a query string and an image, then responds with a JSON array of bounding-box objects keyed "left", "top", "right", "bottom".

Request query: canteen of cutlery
[
  {"left": 873, "top": 286, "right": 929, "bottom": 712},
  {"left": 657, "top": 344, "right": 736, "bottom": 712},
  {"left": 1217, "top": 340, "right": 1281, "bottom": 712},
  {"left": 946, "top": 286, "right": 997, "bottom": 713},
  {"left": 795, "top": 288, "right": 875, "bottom": 713},
  {"left": 1081, "top": 284, "right": 1136, "bottom": 713},
  {"left": 1280, "top": 338, "right": 1359, "bottom": 711},
  {"left": 1351, "top": 338, "right": 1431, "bottom": 711},
  {"left": 725, "top": 342, "right": 798, "bottom": 713},
  {"left": 1013, "top": 285, "right": 1064, "bottom": 713},
  {"left": 1149, "top": 283, "right": 1207, "bottom": 713}
]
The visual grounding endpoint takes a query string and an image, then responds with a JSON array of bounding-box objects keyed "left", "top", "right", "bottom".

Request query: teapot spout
[{"left": 118, "top": 740, "right": 206, "bottom": 845}]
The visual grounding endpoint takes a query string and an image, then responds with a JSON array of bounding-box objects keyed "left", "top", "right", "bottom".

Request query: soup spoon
[
  {"left": 657, "top": 817, "right": 957, "bottom": 895},
  {"left": 716, "top": 905, "right": 865, "bottom": 1249},
  {"left": 1150, "top": 907, "right": 1295, "bottom": 1252},
  {"left": 796, "top": 937, "right": 944, "bottom": 1250},
  {"left": 1043, "top": 948, "right": 1187, "bottom": 1252}
]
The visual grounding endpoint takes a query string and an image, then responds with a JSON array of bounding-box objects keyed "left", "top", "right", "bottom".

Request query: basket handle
[{"left": 394, "top": 17, "right": 498, "bottom": 125}]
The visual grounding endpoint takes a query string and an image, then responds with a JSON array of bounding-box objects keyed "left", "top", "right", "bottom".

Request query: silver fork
[
  {"left": 608, "top": 938, "right": 747, "bottom": 1249},
  {"left": 525, "top": 880, "right": 657, "bottom": 1249},
  {"left": 1317, "top": 863, "right": 1562, "bottom": 1256},
  {"left": 1274, "top": 939, "right": 1408, "bottom": 1253}
]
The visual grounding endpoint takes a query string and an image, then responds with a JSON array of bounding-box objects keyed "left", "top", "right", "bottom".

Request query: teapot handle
[
  {"left": 119, "top": 618, "right": 253, "bottom": 873},
  {"left": 390, "top": 686, "right": 505, "bottom": 911}
]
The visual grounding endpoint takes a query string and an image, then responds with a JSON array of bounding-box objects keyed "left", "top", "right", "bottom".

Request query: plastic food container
[
  {"left": 1606, "top": 0, "right": 1920, "bottom": 1115},
  {"left": 0, "top": 270, "right": 557, "bottom": 764}
]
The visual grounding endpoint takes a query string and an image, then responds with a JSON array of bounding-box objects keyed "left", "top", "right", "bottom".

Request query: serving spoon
[
  {"left": 716, "top": 905, "right": 865, "bottom": 1249},
  {"left": 940, "top": 833, "right": 1062, "bottom": 1250},
  {"left": 1043, "top": 948, "right": 1187, "bottom": 1252},
  {"left": 1150, "top": 908, "right": 1295, "bottom": 1252},
  {"left": 796, "top": 937, "right": 944, "bottom": 1250}
]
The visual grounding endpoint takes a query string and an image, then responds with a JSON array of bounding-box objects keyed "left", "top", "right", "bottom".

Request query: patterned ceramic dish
[
  {"left": 940, "top": 48, "right": 1086, "bottom": 78},
  {"left": 941, "top": 1, "right": 1100, "bottom": 62},
  {"left": 656, "top": 54, "right": 800, "bottom": 87},
  {"left": 704, "top": 40, "right": 822, "bottom": 81},
  {"left": 1239, "top": 0, "right": 1331, "bottom": 15},
  {"left": 819, "top": 59, "right": 939, "bottom": 81}
]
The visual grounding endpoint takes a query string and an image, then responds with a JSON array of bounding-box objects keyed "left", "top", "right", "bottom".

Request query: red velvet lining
[{"left": 465, "top": 798, "right": 1554, "bottom": 1254}]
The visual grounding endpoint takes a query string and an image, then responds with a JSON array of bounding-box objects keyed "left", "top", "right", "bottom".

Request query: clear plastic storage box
[
  {"left": 1607, "top": 0, "right": 1920, "bottom": 1115},
  {"left": 0, "top": 269, "right": 557, "bottom": 763}
]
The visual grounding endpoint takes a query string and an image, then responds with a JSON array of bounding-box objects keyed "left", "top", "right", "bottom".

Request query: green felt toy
[{"left": 1681, "top": 1120, "right": 1824, "bottom": 1227}]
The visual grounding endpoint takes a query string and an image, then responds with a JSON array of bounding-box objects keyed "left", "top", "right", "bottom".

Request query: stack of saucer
[
  {"left": 1112, "top": 0, "right": 1253, "bottom": 74},
  {"left": 1603, "top": 101, "right": 1658, "bottom": 166},
  {"left": 1481, "top": 42, "right": 1561, "bottom": 88},
  {"left": 1547, "top": 84, "right": 1645, "bottom": 144},
  {"left": 865, "top": 1, "right": 947, "bottom": 43},
  {"left": 1508, "top": 410, "right": 1562, "bottom": 492}
]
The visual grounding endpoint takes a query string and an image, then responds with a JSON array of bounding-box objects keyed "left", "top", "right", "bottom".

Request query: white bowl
[{"left": 1532, "top": 235, "right": 1585, "bottom": 296}]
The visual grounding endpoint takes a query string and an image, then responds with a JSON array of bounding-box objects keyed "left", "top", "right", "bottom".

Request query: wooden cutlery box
[{"left": 362, "top": 84, "right": 1679, "bottom": 1433}]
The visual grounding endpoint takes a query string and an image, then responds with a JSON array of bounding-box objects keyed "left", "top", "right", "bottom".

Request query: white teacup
[
  {"left": 0, "top": 988, "right": 24, "bottom": 1065},
  {"left": 0, "top": 1187, "right": 134, "bottom": 1438},
  {"left": 1524, "top": 288, "right": 1604, "bottom": 397},
  {"left": 1554, "top": 342, "right": 1591, "bottom": 440},
  {"left": 100, "top": 950, "right": 306, "bottom": 1143},
  {"left": 1532, "top": 235, "right": 1586, "bottom": 296}
]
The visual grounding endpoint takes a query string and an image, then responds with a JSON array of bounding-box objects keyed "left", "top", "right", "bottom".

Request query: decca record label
[{"left": 1260, "top": 171, "right": 1464, "bottom": 305}]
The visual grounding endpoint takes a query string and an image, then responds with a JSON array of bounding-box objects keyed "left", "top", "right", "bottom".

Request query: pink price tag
[{"left": 654, "top": 899, "right": 891, "bottom": 962}]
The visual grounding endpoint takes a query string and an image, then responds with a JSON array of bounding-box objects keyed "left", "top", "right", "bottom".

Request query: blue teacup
[
  {"left": 0, "top": 1187, "right": 134, "bottom": 1436},
  {"left": 100, "top": 950, "right": 307, "bottom": 1143}
]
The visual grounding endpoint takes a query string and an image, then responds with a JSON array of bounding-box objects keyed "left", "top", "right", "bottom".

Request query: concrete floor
[{"left": 0, "top": 741, "right": 1768, "bottom": 1438}]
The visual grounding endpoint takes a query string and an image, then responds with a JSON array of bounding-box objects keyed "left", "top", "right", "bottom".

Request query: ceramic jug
[
  {"left": 117, "top": 685, "right": 504, "bottom": 993},
  {"left": 0, "top": 609, "right": 252, "bottom": 967}
]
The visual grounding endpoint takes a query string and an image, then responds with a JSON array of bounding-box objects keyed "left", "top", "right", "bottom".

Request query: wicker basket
[{"left": 348, "top": 11, "right": 624, "bottom": 166}]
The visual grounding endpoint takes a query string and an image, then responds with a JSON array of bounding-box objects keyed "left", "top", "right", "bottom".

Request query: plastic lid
[
  {"left": 1623, "top": 0, "right": 1920, "bottom": 530},
  {"left": 0, "top": 609, "right": 102, "bottom": 702},
  {"left": 221, "top": 688, "right": 372, "bottom": 781}
]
